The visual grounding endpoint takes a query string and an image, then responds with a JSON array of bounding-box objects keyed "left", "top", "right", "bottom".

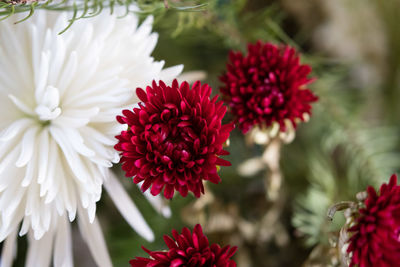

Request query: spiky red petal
[
  {"left": 347, "top": 174, "right": 400, "bottom": 267},
  {"left": 115, "top": 80, "right": 234, "bottom": 199},
  {"left": 219, "top": 41, "right": 318, "bottom": 133},
  {"left": 130, "top": 224, "right": 237, "bottom": 267}
]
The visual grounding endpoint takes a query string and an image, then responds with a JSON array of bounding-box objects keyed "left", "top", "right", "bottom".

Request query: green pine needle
[{"left": 0, "top": 0, "right": 210, "bottom": 33}]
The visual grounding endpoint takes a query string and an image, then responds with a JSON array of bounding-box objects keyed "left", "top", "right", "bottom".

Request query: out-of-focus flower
[
  {"left": 130, "top": 224, "right": 238, "bottom": 267},
  {"left": 115, "top": 80, "right": 234, "bottom": 199},
  {"left": 219, "top": 41, "right": 318, "bottom": 142},
  {"left": 347, "top": 174, "right": 400, "bottom": 267},
  {"left": 0, "top": 10, "right": 182, "bottom": 267}
]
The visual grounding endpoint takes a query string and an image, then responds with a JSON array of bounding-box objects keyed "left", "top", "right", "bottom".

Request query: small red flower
[
  {"left": 115, "top": 80, "right": 234, "bottom": 199},
  {"left": 220, "top": 41, "right": 318, "bottom": 133},
  {"left": 130, "top": 224, "right": 238, "bottom": 267},
  {"left": 347, "top": 174, "right": 400, "bottom": 267}
]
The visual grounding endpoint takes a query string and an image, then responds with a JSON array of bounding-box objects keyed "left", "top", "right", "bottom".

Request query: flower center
[
  {"left": 34, "top": 86, "right": 62, "bottom": 122},
  {"left": 245, "top": 74, "right": 285, "bottom": 116},
  {"left": 9, "top": 85, "right": 62, "bottom": 125},
  {"left": 141, "top": 111, "right": 205, "bottom": 173}
]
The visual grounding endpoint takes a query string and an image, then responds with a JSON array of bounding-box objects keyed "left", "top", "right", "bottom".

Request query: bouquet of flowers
[{"left": 0, "top": 1, "right": 399, "bottom": 266}]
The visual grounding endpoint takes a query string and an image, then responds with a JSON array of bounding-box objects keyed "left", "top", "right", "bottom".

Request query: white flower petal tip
[
  {"left": 176, "top": 70, "right": 207, "bottom": 84},
  {"left": 104, "top": 172, "right": 155, "bottom": 242},
  {"left": 142, "top": 188, "right": 172, "bottom": 218},
  {"left": 0, "top": 8, "right": 182, "bottom": 266},
  {"left": 246, "top": 124, "right": 277, "bottom": 145},
  {"left": 0, "top": 229, "right": 17, "bottom": 267},
  {"left": 246, "top": 119, "right": 298, "bottom": 145},
  {"left": 303, "top": 112, "right": 311, "bottom": 122},
  {"left": 162, "top": 207, "right": 172, "bottom": 218},
  {"left": 237, "top": 157, "right": 265, "bottom": 177}
]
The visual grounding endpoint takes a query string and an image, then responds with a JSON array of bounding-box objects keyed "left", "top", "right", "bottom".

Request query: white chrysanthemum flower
[{"left": 0, "top": 9, "right": 182, "bottom": 266}]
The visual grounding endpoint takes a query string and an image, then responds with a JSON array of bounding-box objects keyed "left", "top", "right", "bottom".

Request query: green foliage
[
  {"left": 292, "top": 154, "right": 341, "bottom": 247},
  {"left": 291, "top": 67, "right": 400, "bottom": 247},
  {"left": 292, "top": 123, "right": 400, "bottom": 247},
  {"left": 0, "top": 0, "right": 208, "bottom": 33},
  {"left": 324, "top": 126, "right": 400, "bottom": 190},
  {"left": 373, "top": 0, "right": 400, "bottom": 122}
]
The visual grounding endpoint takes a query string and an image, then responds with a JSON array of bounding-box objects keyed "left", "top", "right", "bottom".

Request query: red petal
[{"left": 136, "top": 88, "right": 148, "bottom": 102}]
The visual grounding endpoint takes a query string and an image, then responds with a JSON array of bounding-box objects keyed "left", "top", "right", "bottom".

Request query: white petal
[
  {"left": 0, "top": 228, "right": 17, "bottom": 267},
  {"left": 141, "top": 184, "right": 171, "bottom": 218},
  {"left": 53, "top": 115, "right": 90, "bottom": 128},
  {"left": 159, "top": 64, "right": 184, "bottom": 82},
  {"left": 21, "top": 153, "right": 37, "bottom": 187},
  {"left": 104, "top": 171, "right": 154, "bottom": 241},
  {"left": 57, "top": 51, "right": 78, "bottom": 97},
  {"left": 35, "top": 105, "right": 62, "bottom": 121},
  {"left": 19, "top": 217, "right": 31, "bottom": 237},
  {"left": 16, "top": 126, "right": 39, "bottom": 167},
  {"left": 0, "top": 144, "right": 21, "bottom": 176},
  {"left": 135, "top": 16, "right": 154, "bottom": 39},
  {"left": 237, "top": 157, "right": 265, "bottom": 177},
  {"left": 42, "top": 140, "right": 59, "bottom": 202},
  {"left": 37, "top": 129, "right": 49, "bottom": 184},
  {"left": 48, "top": 35, "right": 66, "bottom": 86},
  {"left": 25, "top": 231, "right": 53, "bottom": 267},
  {"left": 176, "top": 70, "right": 207, "bottom": 84},
  {"left": 81, "top": 126, "right": 116, "bottom": 146},
  {"left": 8, "top": 94, "right": 33, "bottom": 114},
  {"left": 77, "top": 209, "right": 112, "bottom": 267},
  {"left": 1, "top": 185, "right": 26, "bottom": 229},
  {"left": 53, "top": 216, "right": 73, "bottom": 267},
  {"left": 42, "top": 86, "right": 60, "bottom": 110},
  {"left": 49, "top": 126, "right": 90, "bottom": 183},
  {"left": 0, "top": 119, "right": 33, "bottom": 142},
  {"left": 63, "top": 128, "right": 95, "bottom": 157},
  {"left": 34, "top": 51, "right": 50, "bottom": 101}
]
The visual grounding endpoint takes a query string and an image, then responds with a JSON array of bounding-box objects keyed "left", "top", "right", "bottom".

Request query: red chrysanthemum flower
[
  {"left": 220, "top": 41, "right": 318, "bottom": 134},
  {"left": 114, "top": 80, "right": 234, "bottom": 199},
  {"left": 130, "top": 224, "right": 238, "bottom": 267},
  {"left": 347, "top": 174, "right": 400, "bottom": 267}
]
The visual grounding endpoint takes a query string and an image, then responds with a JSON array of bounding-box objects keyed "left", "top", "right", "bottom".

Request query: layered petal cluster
[
  {"left": 130, "top": 224, "right": 237, "bottom": 267},
  {"left": 347, "top": 174, "right": 400, "bottom": 267},
  {"left": 0, "top": 10, "right": 182, "bottom": 267},
  {"left": 115, "top": 80, "right": 234, "bottom": 199},
  {"left": 219, "top": 41, "right": 318, "bottom": 136}
]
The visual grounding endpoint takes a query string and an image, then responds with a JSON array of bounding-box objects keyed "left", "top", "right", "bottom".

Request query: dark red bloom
[
  {"left": 219, "top": 41, "right": 318, "bottom": 133},
  {"left": 347, "top": 174, "right": 400, "bottom": 267},
  {"left": 114, "top": 80, "right": 233, "bottom": 199},
  {"left": 130, "top": 224, "right": 237, "bottom": 267}
]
